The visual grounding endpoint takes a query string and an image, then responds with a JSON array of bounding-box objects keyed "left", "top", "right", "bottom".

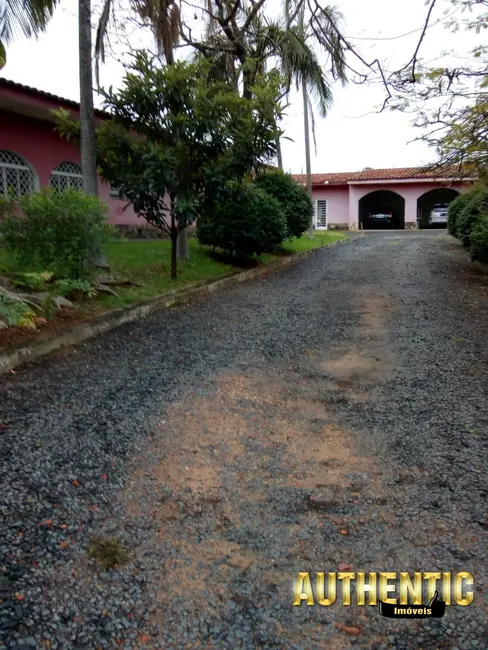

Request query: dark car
[{"left": 369, "top": 212, "right": 393, "bottom": 227}]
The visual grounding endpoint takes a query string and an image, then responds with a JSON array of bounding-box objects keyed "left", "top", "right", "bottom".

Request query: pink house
[
  {"left": 293, "top": 169, "right": 473, "bottom": 230},
  {"left": 0, "top": 78, "right": 148, "bottom": 234}
]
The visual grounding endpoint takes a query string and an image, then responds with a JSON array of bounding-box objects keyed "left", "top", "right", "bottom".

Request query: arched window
[
  {"left": 0, "top": 150, "right": 35, "bottom": 197},
  {"left": 50, "top": 161, "right": 83, "bottom": 192}
]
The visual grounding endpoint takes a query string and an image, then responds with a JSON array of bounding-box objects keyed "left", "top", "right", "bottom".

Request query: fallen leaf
[
  {"left": 15, "top": 593, "right": 24, "bottom": 601},
  {"left": 43, "top": 519, "right": 53, "bottom": 526},
  {"left": 59, "top": 541, "right": 69, "bottom": 549},
  {"left": 338, "top": 529, "right": 349, "bottom": 535},
  {"left": 0, "top": 423, "right": 8, "bottom": 429},
  {"left": 337, "top": 563, "right": 352, "bottom": 571},
  {"left": 59, "top": 524, "right": 68, "bottom": 529},
  {"left": 100, "top": 474, "right": 108, "bottom": 480},
  {"left": 88, "top": 504, "right": 98, "bottom": 511},
  {"left": 72, "top": 480, "right": 80, "bottom": 487},
  {"left": 138, "top": 635, "right": 151, "bottom": 644},
  {"left": 335, "top": 623, "right": 361, "bottom": 636}
]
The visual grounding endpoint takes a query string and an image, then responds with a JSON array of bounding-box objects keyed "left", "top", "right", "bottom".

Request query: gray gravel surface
[{"left": 1, "top": 231, "right": 487, "bottom": 649}]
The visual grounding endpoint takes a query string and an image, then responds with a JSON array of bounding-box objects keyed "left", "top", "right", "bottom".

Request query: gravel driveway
[{"left": 1, "top": 231, "right": 487, "bottom": 650}]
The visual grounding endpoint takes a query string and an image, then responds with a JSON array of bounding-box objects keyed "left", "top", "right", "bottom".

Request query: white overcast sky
[{"left": 1, "top": 0, "right": 474, "bottom": 173}]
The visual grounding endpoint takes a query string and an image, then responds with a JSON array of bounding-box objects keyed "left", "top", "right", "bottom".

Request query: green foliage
[
  {"left": 55, "top": 53, "right": 282, "bottom": 279},
  {"left": 448, "top": 192, "right": 473, "bottom": 237},
  {"left": 197, "top": 181, "right": 287, "bottom": 258},
  {"left": 455, "top": 190, "right": 488, "bottom": 247},
  {"left": 55, "top": 278, "right": 98, "bottom": 299},
  {"left": 10, "top": 271, "right": 53, "bottom": 291},
  {"left": 0, "top": 188, "right": 110, "bottom": 279},
  {"left": 88, "top": 536, "right": 129, "bottom": 572},
  {"left": 0, "top": 293, "right": 37, "bottom": 329},
  {"left": 254, "top": 170, "right": 312, "bottom": 238},
  {"left": 469, "top": 212, "right": 488, "bottom": 263}
]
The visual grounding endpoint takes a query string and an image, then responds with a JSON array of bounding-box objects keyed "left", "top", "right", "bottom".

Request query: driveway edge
[{"left": 0, "top": 235, "right": 362, "bottom": 374}]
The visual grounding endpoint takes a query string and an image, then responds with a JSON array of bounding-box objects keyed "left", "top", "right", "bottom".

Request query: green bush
[
  {"left": 456, "top": 190, "right": 488, "bottom": 247},
  {"left": 470, "top": 212, "right": 488, "bottom": 263},
  {"left": 448, "top": 192, "right": 473, "bottom": 238},
  {"left": 254, "top": 170, "right": 313, "bottom": 239},
  {"left": 197, "top": 181, "right": 287, "bottom": 258},
  {"left": 0, "top": 188, "right": 111, "bottom": 279}
]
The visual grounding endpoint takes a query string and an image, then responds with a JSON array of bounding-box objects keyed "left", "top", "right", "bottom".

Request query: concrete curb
[{"left": 0, "top": 234, "right": 363, "bottom": 374}]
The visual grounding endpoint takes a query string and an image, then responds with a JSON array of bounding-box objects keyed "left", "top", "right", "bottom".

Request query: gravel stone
[{"left": 0, "top": 232, "right": 487, "bottom": 649}]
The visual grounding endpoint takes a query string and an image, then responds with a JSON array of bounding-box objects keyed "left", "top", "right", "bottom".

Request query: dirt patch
[{"left": 322, "top": 346, "right": 392, "bottom": 384}]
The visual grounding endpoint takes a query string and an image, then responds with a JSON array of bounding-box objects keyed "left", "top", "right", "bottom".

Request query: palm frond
[
  {"left": 95, "top": 0, "right": 113, "bottom": 86},
  {"left": 133, "top": 0, "right": 181, "bottom": 63},
  {"left": 0, "top": 0, "right": 58, "bottom": 44}
]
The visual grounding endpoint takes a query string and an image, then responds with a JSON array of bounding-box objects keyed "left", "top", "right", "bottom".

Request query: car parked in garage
[
  {"left": 369, "top": 212, "right": 393, "bottom": 227},
  {"left": 429, "top": 203, "right": 449, "bottom": 227}
]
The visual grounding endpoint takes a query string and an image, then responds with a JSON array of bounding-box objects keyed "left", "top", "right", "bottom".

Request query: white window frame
[
  {"left": 50, "top": 162, "right": 83, "bottom": 191},
  {"left": 315, "top": 199, "right": 328, "bottom": 230},
  {"left": 0, "top": 150, "right": 36, "bottom": 197}
]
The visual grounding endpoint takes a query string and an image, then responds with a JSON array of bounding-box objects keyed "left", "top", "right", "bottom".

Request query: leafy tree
[
  {"left": 254, "top": 170, "right": 312, "bottom": 239},
  {"left": 56, "top": 54, "right": 282, "bottom": 279}
]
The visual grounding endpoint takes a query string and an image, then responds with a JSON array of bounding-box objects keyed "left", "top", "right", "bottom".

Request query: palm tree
[
  {"left": 0, "top": 0, "right": 59, "bottom": 68},
  {"left": 79, "top": 0, "right": 98, "bottom": 197},
  {"left": 284, "top": 3, "right": 347, "bottom": 236}
]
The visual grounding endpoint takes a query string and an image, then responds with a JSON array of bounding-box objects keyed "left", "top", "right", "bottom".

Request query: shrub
[
  {"left": 448, "top": 192, "right": 473, "bottom": 238},
  {"left": 197, "top": 181, "right": 287, "bottom": 258},
  {"left": 470, "top": 212, "right": 488, "bottom": 263},
  {"left": 254, "top": 170, "right": 313, "bottom": 239},
  {"left": 456, "top": 190, "right": 488, "bottom": 247},
  {"left": 55, "top": 278, "right": 98, "bottom": 299},
  {"left": 0, "top": 292, "right": 37, "bottom": 328},
  {"left": 0, "top": 188, "right": 111, "bottom": 279}
]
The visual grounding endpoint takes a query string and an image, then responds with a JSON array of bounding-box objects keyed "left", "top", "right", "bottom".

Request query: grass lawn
[
  {"left": 101, "top": 231, "right": 348, "bottom": 307},
  {"left": 0, "top": 230, "right": 348, "bottom": 313}
]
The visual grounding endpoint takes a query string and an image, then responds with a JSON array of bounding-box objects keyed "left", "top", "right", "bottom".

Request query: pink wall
[
  {"left": 312, "top": 185, "right": 349, "bottom": 225},
  {"left": 0, "top": 110, "right": 140, "bottom": 226},
  {"left": 311, "top": 180, "right": 470, "bottom": 229}
]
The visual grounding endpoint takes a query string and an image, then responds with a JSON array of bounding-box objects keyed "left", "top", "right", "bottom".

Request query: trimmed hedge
[
  {"left": 254, "top": 170, "right": 313, "bottom": 239},
  {"left": 470, "top": 213, "right": 488, "bottom": 263},
  {"left": 448, "top": 192, "right": 473, "bottom": 238},
  {"left": 197, "top": 181, "right": 287, "bottom": 258},
  {"left": 456, "top": 190, "right": 488, "bottom": 247}
]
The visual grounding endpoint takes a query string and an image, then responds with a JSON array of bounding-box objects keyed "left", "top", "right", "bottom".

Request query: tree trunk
[
  {"left": 79, "top": 0, "right": 109, "bottom": 269},
  {"left": 276, "top": 137, "right": 283, "bottom": 170},
  {"left": 177, "top": 227, "right": 189, "bottom": 261},
  {"left": 79, "top": 0, "right": 98, "bottom": 197},
  {"left": 302, "top": 78, "right": 314, "bottom": 239},
  {"left": 170, "top": 199, "right": 177, "bottom": 279}
]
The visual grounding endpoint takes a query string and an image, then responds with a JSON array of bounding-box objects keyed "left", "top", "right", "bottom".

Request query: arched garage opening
[
  {"left": 359, "top": 190, "right": 405, "bottom": 230},
  {"left": 417, "top": 188, "right": 460, "bottom": 229}
]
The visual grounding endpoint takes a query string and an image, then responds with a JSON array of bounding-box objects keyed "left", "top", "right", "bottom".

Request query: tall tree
[
  {"left": 0, "top": 0, "right": 59, "bottom": 68},
  {"left": 284, "top": 3, "right": 346, "bottom": 236}
]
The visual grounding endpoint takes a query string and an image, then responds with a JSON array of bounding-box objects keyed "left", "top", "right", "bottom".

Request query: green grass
[
  {"left": 0, "top": 230, "right": 349, "bottom": 311},
  {"left": 99, "top": 237, "right": 236, "bottom": 308}
]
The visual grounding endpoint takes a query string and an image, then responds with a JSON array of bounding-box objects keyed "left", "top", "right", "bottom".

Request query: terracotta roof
[
  {"left": 292, "top": 167, "right": 474, "bottom": 185},
  {"left": 0, "top": 77, "right": 110, "bottom": 118}
]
